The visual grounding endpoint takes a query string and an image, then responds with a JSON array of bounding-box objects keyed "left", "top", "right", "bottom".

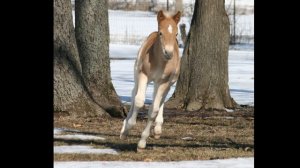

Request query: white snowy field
[
  {"left": 108, "top": 10, "right": 192, "bottom": 45},
  {"left": 107, "top": 0, "right": 254, "bottom": 44},
  {"left": 99, "top": 0, "right": 254, "bottom": 7},
  {"left": 110, "top": 44, "right": 254, "bottom": 106},
  {"left": 108, "top": 10, "right": 253, "bottom": 44},
  {"left": 55, "top": 157, "right": 254, "bottom": 168},
  {"left": 72, "top": 2, "right": 254, "bottom": 44}
]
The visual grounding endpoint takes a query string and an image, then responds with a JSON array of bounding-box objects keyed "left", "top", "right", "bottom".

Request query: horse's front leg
[
  {"left": 151, "top": 86, "right": 171, "bottom": 140},
  {"left": 154, "top": 75, "right": 178, "bottom": 139},
  {"left": 137, "top": 82, "right": 170, "bottom": 150},
  {"left": 154, "top": 80, "right": 173, "bottom": 139},
  {"left": 120, "top": 72, "right": 148, "bottom": 139}
]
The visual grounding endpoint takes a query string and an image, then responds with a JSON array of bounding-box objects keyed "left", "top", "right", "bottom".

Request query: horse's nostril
[{"left": 164, "top": 52, "right": 173, "bottom": 60}]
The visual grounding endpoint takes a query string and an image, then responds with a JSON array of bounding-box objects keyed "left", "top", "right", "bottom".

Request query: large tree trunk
[
  {"left": 166, "top": 0, "right": 237, "bottom": 111},
  {"left": 54, "top": 0, "right": 108, "bottom": 117},
  {"left": 75, "top": 0, "right": 125, "bottom": 117}
]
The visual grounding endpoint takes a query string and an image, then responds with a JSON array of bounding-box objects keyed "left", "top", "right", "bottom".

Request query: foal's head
[{"left": 157, "top": 10, "right": 181, "bottom": 60}]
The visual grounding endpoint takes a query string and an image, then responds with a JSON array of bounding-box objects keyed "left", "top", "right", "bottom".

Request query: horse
[{"left": 120, "top": 10, "right": 181, "bottom": 151}]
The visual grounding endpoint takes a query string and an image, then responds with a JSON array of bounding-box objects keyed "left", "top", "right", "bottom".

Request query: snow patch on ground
[
  {"left": 54, "top": 128, "right": 105, "bottom": 140},
  {"left": 53, "top": 128, "right": 119, "bottom": 155},
  {"left": 54, "top": 157, "right": 253, "bottom": 168},
  {"left": 54, "top": 134, "right": 105, "bottom": 141},
  {"left": 54, "top": 128, "right": 80, "bottom": 135},
  {"left": 54, "top": 145, "right": 119, "bottom": 155}
]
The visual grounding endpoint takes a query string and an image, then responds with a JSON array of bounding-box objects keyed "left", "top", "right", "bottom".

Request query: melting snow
[
  {"left": 54, "top": 134, "right": 105, "bottom": 141},
  {"left": 54, "top": 145, "right": 118, "bottom": 155},
  {"left": 54, "top": 157, "right": 253, "bottom": 168}
]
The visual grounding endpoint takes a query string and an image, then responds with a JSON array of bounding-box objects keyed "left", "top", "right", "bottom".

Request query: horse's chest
[{"left": 149, "top": 69, "right": 175, "bottom": 83}]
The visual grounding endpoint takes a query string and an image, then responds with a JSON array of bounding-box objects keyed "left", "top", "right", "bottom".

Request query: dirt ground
[{"left": 54, "top": 105, "right": 254, "bottom": 161}]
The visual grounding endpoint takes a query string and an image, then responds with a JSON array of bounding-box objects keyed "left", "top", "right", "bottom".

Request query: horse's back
[
  {"left": 137, "top": 32, "right": 158, "bottom": 60},
  {"left": 134, "top": 32, "right": 157, "bottom": 75}
]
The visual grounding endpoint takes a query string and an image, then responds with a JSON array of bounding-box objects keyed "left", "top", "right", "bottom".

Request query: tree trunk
[
  {"left": 75, "top": 0, "right": 125, "bottom": 117},
  {"left": 54, "top": 0, "right": 108, "bottom": 117},
  {"left": 166, "top": 0, "right": 237, "bottom": 111},
  {"left": 175, "top": 0, "right": 183, "bottom": 13},
  {"left": 179, "top": 23, "right": 187, "bottom": 46}
]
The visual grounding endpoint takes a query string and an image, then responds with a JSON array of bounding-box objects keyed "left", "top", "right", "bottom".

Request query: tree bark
[
  {"left": 54, "top": 0, "right": 108, "bottom": 117},
  {"left": 179, "top": 23, "right": 187, "bottom": 46},
  {"left": 166, "top": 0, "right": 237, "bottom": 111},
  {"left": 75, "top": 0, "right": 125, "bottom": 117}
]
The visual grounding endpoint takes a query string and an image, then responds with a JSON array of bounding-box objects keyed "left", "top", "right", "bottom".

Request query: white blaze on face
[{"left": 168, "top": 24, "right": 172, "bottom": 34}]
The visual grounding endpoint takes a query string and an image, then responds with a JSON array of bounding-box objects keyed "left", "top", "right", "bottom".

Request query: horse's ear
[
  {"left": 157, "top": 10, "right": 165, "bottom": 23},
  {"left": 173, "top": 11, "right": 181, "bottom": 24}
]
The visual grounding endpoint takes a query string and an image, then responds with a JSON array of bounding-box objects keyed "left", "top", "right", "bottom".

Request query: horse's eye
[{"left": 159, "top": 32, "right": 162, "bottom": 36}]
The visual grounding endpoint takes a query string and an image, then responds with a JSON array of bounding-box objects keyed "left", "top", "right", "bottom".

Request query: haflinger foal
[{"left": 120, "top": 10, "right": 181, "bottom": 151}]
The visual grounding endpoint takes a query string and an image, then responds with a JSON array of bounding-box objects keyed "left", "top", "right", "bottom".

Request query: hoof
[
  {"left": 137, "top": 147, "right": 145, "bottom": 153},
  {"left": 154, "top": 134, "right": 161, "bottom": 139}
]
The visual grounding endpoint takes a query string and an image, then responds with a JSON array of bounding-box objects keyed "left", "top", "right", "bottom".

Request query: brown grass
[{"left": 54, "top": 106, "right": 254, "bottom": 161}]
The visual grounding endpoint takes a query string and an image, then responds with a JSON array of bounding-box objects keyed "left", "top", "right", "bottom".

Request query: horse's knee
[
  {"left": 134, "top": 95, "right": 144, "bottom": 108},
  {"left": 150, "top": 109, "right": 159, "bottom": 120},
  {"left": 127, "top": 118, "right": 136, "bottom": 128}
]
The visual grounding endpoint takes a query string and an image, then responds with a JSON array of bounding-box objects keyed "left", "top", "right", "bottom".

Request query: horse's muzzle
[{"left": 164, "top": 50, "right": 173, "bottom": 60}]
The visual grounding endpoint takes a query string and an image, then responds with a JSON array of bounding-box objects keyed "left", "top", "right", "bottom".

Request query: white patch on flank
[
  {"left": 54, "top": 134, "right": 105, "bottom": 141},
  {"left": 54, "top": 145, "right": 118, "bottom": 155},
  {"left": 168, "top": 24, "right": 172, "bottom": 33}
]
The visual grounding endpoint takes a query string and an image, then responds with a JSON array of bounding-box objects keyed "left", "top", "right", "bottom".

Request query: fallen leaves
[
  {"left": 73, "top": 123, "right": 82, "bottom": 128},
  {"left": 181, "top": 137, "right": 194, "bottom": 141}
]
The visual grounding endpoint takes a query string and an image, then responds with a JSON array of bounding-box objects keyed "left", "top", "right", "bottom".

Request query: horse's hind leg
[{"left": 120, "top": 73, "right": 148, "bottom": 139}]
